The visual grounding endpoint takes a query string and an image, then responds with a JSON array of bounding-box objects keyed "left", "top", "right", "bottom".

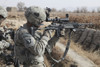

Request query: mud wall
[{"left": 70, "top": 28, "right": 100, "bottom": 53}]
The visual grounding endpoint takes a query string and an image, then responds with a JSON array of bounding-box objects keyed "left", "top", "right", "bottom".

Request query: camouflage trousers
[{"left": 23, "top": 62, "right": 46, "bottom": 67}]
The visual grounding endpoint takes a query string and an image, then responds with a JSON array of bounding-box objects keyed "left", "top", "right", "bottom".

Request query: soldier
[
  {"left": 0, "top": 6, "right": 14, "bottom": 65},
  {"left": 14, "top": 6, "right": 59, "bottom": 67},
  {"left": 0, "top": 6, "right": 10, "bottom": 53}
]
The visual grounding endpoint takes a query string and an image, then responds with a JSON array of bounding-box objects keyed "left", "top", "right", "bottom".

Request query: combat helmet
[
  {"left": 0, "top": 6, "right": 7, "bottom": 18},
  {"left": 25, "top": 6, "right": 46, "bottom": 26}
]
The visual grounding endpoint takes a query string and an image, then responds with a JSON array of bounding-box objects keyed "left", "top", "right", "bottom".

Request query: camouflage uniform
[
  {"left": 0, "top": 6, "right": 14, "bottom": 65},
  {"left": 0, "top": 26, "right": 13, "bottom": 53},
  {"left": 0, "top": 6, "right": 11, "bottom": 53},
  {"left": 14, "top": 6, "right": 59, "bottom": 67}
]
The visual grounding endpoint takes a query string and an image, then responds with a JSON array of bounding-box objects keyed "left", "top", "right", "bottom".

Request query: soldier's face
[{"left": 0, "top": 15, "right": 5, "bottom": 25}]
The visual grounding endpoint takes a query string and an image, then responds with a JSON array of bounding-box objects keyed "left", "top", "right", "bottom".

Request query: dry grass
[
  {"left": 2, "top": 19, "right": 26, "bottom": 30},
  {"left": 8, "top": 12, "right": 26, "bottom": 20},
  {"left": 60, "top": 38, "right": 100, "bottom": 67},
  {"left": 69, "top": 13, "right": 100, "bottom": 29}
]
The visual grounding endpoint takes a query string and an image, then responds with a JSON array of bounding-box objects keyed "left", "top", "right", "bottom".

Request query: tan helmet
[
  {"left": 25, "top": 6, "right": 46, "bottom": 26},
  {"left": 0, "top": 6, "right": 7, "bottom": 18}
]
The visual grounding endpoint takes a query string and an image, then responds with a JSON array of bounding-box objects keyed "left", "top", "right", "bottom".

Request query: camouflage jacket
[
  {"left": 14, "top": 24, "right": 59, "bottom": 65},
  {"left": 0, "top": 26, "right": 12, "bottom": 53}
]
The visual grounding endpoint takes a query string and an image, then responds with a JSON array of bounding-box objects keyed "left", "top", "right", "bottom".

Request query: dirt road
[{"left": 56, "top": 42, "right": 97, "bottom": 67}]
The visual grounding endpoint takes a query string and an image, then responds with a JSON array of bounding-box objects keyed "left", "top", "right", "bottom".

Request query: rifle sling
[{"left": 46, "top": 29, "right": 72, "bottom": 66}]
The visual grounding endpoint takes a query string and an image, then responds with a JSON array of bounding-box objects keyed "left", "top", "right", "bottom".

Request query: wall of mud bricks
[{"left": 69, "top": 28, "right": 100, "bottom": 53}]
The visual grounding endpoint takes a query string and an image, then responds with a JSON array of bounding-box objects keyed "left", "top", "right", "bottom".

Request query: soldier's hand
[{"left": 54, "top": 29, "right": 66, "bottom": 37}]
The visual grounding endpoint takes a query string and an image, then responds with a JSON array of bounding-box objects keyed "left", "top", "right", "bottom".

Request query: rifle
[
  {"left": 40, "top": 14, "right": 93, "bottom": 65},
  {"left": 37, "top": 14, "right": 92, "bottom": 37}
]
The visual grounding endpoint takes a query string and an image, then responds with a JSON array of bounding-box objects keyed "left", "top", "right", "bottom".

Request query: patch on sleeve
[{"left": 25, "top": 39, "right": 31, "bottom": 44}]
